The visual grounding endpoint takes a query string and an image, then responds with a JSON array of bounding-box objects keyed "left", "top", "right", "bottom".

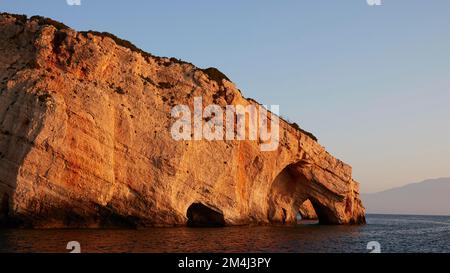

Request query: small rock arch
[{"left": 267, "top": 162, "right": 342, "bottom": 225}]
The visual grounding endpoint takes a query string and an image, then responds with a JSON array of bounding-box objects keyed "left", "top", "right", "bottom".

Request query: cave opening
[
  {"left": 307, "top": 198, "right": 338, "bottom": 225},
  {"left": 268, "top": 162, "right": 334, "bottom": 225},
  {"left": 186, "top": 203, "right": 225, "bottom": 227}
]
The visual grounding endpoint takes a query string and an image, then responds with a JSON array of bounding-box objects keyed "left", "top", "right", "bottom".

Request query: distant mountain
[{"left": 362, "top": 178, "right": 450, "bottom": 216}]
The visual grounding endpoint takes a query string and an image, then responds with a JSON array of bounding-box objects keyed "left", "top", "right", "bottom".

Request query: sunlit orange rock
[{"left": 0, "top": 13, "right": 365, "bottom": 228}]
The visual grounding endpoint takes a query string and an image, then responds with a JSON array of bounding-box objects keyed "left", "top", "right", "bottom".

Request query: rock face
[
  {"left": 0, "top": 14, "right": 365, "bottom": 228},
  {"left": 298, "top": 200, "right": 318, "bottom": 220}
]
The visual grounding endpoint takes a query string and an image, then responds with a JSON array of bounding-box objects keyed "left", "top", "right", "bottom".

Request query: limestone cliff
[{"left": 0, "top": 13, "right": 365, "bottom": 228}]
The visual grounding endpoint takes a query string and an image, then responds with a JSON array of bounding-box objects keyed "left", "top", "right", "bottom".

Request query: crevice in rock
[
  {"left": 0, "top": 193, "right": 9, "bottom": 220},
  {"left": 281, "top": 208, "right": 287, "bottom": 224}
]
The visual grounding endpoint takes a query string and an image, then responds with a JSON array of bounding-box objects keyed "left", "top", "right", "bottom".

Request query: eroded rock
[{"left": 0, "top": 13, "right": 365, "bottom": 228}]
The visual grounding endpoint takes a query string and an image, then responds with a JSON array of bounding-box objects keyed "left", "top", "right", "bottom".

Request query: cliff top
[{"left": 0, "top": 12, "right": 317, "bottom": 142}]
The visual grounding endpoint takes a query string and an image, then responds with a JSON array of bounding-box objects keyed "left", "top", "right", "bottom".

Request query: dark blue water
[{"left": 0, "top": 214, "right": 449, "bottom": 253}]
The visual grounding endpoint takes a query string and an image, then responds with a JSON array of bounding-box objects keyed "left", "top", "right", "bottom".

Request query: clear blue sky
[{"left": 1, "top": 0, "right": 449, "bottom": 193}]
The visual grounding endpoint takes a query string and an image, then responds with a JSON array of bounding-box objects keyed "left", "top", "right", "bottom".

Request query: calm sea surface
[{"left": 0, "top": 214, "right": 449, "bottom": 253}]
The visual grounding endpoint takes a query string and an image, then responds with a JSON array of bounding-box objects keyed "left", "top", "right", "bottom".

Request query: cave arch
[
  {"left": 267, "top": 162, "right": 340, "bottom": 225},
  {"left": 186, "top": 203, "right": 225, "bottom": 227}
]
